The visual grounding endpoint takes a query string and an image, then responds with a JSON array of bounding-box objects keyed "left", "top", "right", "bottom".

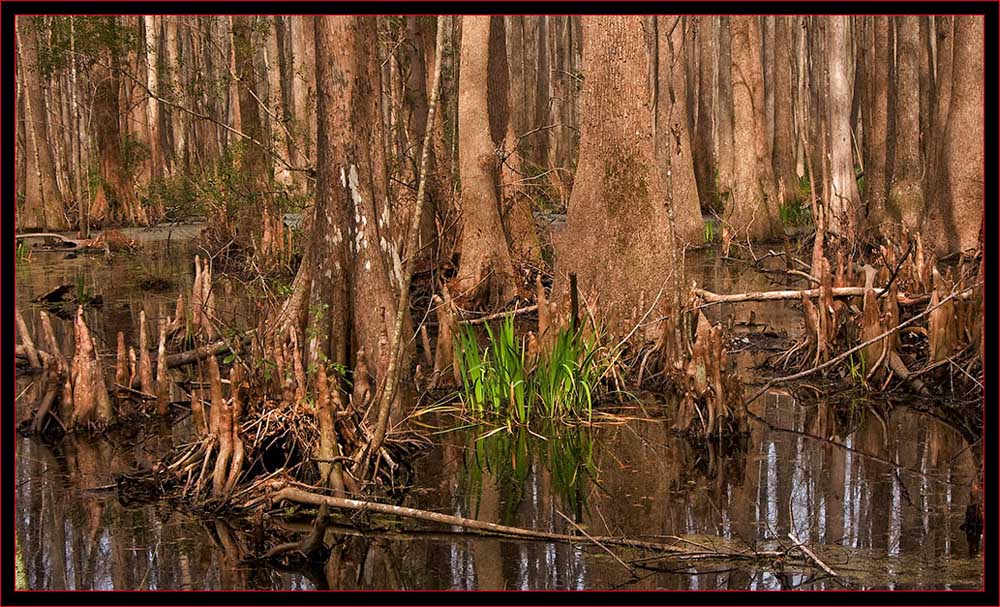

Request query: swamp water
[{"left": 14, "top": 228, "right": 983, "bottom": 590}]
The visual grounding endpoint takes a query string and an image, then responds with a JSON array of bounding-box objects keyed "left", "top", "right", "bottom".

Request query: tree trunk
[
  {"left": 772, "top": 16, "right": 798, "bottom": 204},
  {"left": 232, "top": 16, "right": 281, "bottom": 259},
  {"left": 716, "top": 17, "right": 735, "bottom": 201},
  {"left": 556, "top": 16, "right": 680, "bottom": 341},
  {"left": 918, "top": 17, "right": 933, "bottom": 164},
  {"left": 90, "top": 41, "right": 135, "bottom": 226},
  {"left": 163, "top": 17, "right": 187, "bottom": 173},
  {"left": 142, "top": 16, "right": 164, "bottom": 180},
  {"left": 728, "top": 16, "right": 781, "bottom": 241},
  {"left": 928, "top": 15, "right": 983, "bottom": 254},
  {"left": 925, "top": 16, "right": 954, "bottom": 242},
  {"left": 762, "top": 17, "right": 776, "bottom": 172},
  {"left": 865, "top": 16, "right": 891, "bottom": 226},
  {"left": 290, "top": 16, "right": 316, "bottom": 169},
  {"left": 453, "top": 16, "right": 519, "bottom": 307},
  {"left": 888, "top": 17, "right": 924, "bottom": 230},
  {"left": 656, "top": 16, "right": 704, "bottom": 245},
  {"left": 692, "top": 16, "right": 718, "bottom": 211},
  {"left": 280, "top": 16, "right": 409, "bottom": 417},
  {"left": 17, "top": 19, "right": 67, "bottom": 230},
  {"left": 532, "top": 17, "right": 550, "bottom": 167},
  {"left": 826, "top": 16, "right": 862, "bottom": 239}
]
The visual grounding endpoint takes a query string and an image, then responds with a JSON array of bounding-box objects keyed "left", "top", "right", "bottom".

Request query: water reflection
[{"left": 14, "top": 236, "right": 983, "bottom": 590}]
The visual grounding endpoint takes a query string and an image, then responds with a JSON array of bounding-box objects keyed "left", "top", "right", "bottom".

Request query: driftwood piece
[{"left": 261, "top": 483, "right": 693, "bottom": 554}]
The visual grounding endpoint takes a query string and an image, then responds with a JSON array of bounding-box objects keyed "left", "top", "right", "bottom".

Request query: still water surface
[{"left": 14, "top": 228, "right": 982, "bottom": 590}]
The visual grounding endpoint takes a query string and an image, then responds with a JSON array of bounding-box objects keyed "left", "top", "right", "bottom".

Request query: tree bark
[
  {"left": 928, "top": 15, "right": 983, "bottom": 254},
  {"left": 888, "top": 17, "right": 925, "bottom": 230},
  {"left": 727, "top": 16, "right": 781, "bottom": 241},
  {"left": 772, "top": 16, "right": 798, "bottom": 204},
  {"left": 692, "top": 16, "right": 718, "bottom": 211},
  {"left": 453, "top": 16, "right": 519, "bottom": 307},
  {"left": 556, "top": 16, "right": 680, "bottom": 341},
  {"left": 17, "top": 19, "right": 67, "bottom": 230},
  {"left": 865, "top": 17, "right": 891, "bottom": 226},
  {"left": 656, "top": 16, "right": 704, "bottom": 245},
  {"left": 716, "top": 17, "right": 735, "bottom": 201},
  {"left": 826, "top": 16, "right": 862, "bottom": 239},
  {"left": 232, "top": 16, "right": 283, "bottom": 259}
]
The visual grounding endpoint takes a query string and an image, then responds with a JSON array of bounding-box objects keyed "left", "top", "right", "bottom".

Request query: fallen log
[
  {"left": 458, "top": 304, "right": 538, "bottom": 326},
  {"left": 161, "top": 334, "right": 253, "bottom": 369},
  {"left": 261, "top": 483, "right": 691, "bottom": 554},
  {"left": 15, "top": 233, "right": 84, "bottom": 249},
  {"left": 692, "top": 286, "right": 961, "bottom": 306}
]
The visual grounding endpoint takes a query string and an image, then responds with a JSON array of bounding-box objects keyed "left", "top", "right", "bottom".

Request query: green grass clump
[
  {"left": 456, "top": 316, "right": 601, "bottom": 424},
  {"left": 15, "top": 241, "right": 31, "bottom": 263},
  {"left": 534, "top": 326, "right": 599, "bottom": 420},
  {"left": 457, "top": 316, "right": 530, "bottom": 423},
  {"left": 779, "top": 197, "right": 813, "bottom": 227}
]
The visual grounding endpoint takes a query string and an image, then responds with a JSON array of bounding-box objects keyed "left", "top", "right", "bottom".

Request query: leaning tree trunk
[
  {"left": 888, "top": 17, "right": 925, "bottom": 231},
  {"left": 826, "top": 16, "right": 862, "bottom": 239},
  {"left": 555, "top": 16, "right": 681, "bottom": 342},
  {"left": 452, "top": 16, "right": 519, "bottom": 307},
  {"left": 727, "top": 16, "right": 781, "bottom": 241},
  {"left": 655, "top": 16, "right": 704, "bottom": 245}
]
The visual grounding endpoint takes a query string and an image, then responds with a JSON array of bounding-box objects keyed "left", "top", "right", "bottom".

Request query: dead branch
[
  {"left": 458, "top": 304, "right": 538, "bottom": 326},
  {"left": 692, "top": 286, "right": 963, "bottom": 306}
]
